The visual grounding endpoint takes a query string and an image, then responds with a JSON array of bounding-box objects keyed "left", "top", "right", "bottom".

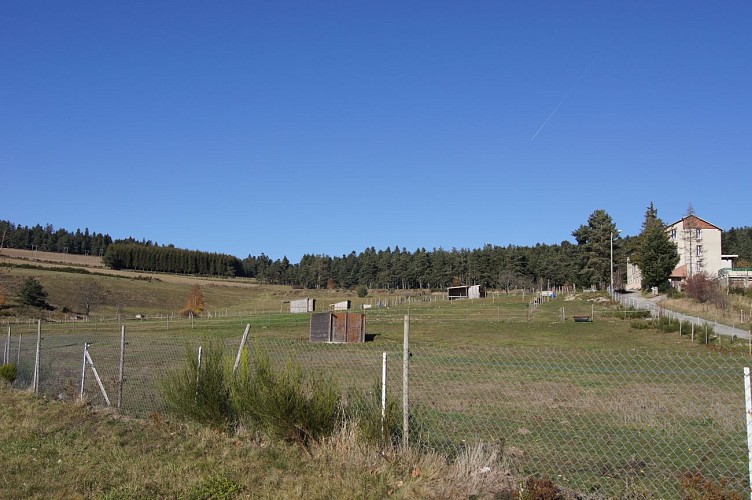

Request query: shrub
[
  {"left": 18, "top": 277, "right": 49, "bottom": 308},
  {"left": 685, "top": 274, "right": 727, "bottom": 309},
  {"left": 186, "top": 473, "right": 242, "bottom": 500},
  {"left": 729, "top": 287, "right": 752, "bottom": 299},
  {"left": 0, "top": 363, "right": 16, "bottom": 384},
  {"left": 160, "top": 342, "right": 233, "bottom": 428},
  {"left": 356, "top": 285, "right": 368, "bottom": 298},
  {"left": 521, "top": 476, "right": 563, "bottom": 500},
  {"left": 231, "top": 348, "right": 341, "bottom": 448},
  {"left": 344, "top": 381, "right": 402, "bottom": 447},
  {"left": 679, "top": 471, "right": 743, "bottom": 500},
  {"left": 630, "top": 320, "right": 652, "bottom": 330}
]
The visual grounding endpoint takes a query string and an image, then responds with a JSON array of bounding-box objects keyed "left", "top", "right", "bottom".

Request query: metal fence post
[
  {"left": 744, "top": 367, "right": 752, "bottom": 499},
  {"left": 80, "top": 343, "right": 88, "bottom": 400},
  {"left": 381, "top": 352, "right": 387, "bottom": 437},
  {"left": 117, "top": 325, "right": 126, "bottom": 409},
  {"left": 85, "top": 348, "right": 111, "bottom": 406},
  {"left": 32, "top": 320, "right": 41, "bottom": 394},
  {"left": 403, "top": 315, "right": 409, "bottom": 449}
]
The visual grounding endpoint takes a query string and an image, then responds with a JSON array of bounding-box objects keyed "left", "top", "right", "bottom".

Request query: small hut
[
  {"left": 290, "top": 298, "right": 316, "bottom": 313},
  {"left": 330, "top": 300, "right": 352, "bottom": 311},
  {"left": 310, "top": 312, "right": 366, "bottom": 343},
  {"left": 448, "top": 285, "right": 486, "bottom": 300}
]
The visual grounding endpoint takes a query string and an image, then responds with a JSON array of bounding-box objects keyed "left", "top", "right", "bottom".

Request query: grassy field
[{"left": 2, "top": 258, "right": 751, "bottom": 497}]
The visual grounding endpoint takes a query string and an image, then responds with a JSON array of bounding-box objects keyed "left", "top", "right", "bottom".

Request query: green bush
[
  {"left": 231, "top": 348, "right": 341, "bottom": 447},
  {"left": 630, "top": 320, "right": 652, "bottom": 330},
  {"left": 0, "top": 363, "right": 16, "bottom": 384},
  {"left": 356, "top": 285, "right": 368, "bottom": 298},
  {"left": 160, "top": 342, "right": 233, "bottom": 428},
  {"left": 186, "top": 473, "right": 242, "bottom": 500}
]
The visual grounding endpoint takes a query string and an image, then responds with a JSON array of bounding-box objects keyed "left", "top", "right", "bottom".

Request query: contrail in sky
[{"left": 529, "top": 1, "right": 639, "bottom": 143}]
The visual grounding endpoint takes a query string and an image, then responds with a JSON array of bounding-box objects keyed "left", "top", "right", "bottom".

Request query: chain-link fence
[{"left": 3, "top": 319, "right": 750, "bottom": 497}]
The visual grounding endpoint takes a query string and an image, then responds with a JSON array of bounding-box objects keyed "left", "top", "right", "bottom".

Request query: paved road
[{"left": 615, "top": 291, "right": 751, "bottom": 340}]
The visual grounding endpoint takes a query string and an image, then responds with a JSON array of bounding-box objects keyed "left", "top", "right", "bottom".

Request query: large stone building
[{"left": 627, "top": 214, "right": 734, "bottom": 291}]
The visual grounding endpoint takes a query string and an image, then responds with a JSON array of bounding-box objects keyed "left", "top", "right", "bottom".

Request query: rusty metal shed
[{"left": 310, "top": 312, "right": 366, "bottom": 343}]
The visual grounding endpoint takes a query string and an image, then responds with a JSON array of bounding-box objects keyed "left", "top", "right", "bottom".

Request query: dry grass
[
  {"left": 660, "top": 294, "right": 752, "bottom": 328},
  {"left": 0, "top": 384, "right": 523, "bottom": 499}
]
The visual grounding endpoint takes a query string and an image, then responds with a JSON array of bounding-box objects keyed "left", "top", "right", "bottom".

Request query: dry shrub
[
  {"left": 312, "top": 425, "right": 520, "bottom": 499},
  {"left": 679, "top": 471, "right": 743, "bottom": 500},
  {"left": 522, "top": 476, "right": 562, "bottom": 500},
  {"left": 685, "top": 274, "right": 727, "bottom": 309}
]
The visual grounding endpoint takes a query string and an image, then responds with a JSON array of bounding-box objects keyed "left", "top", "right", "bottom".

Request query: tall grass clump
[
  {"left": 231, "top": 348, "right": 341, "bottom": 448},
  {"left": 161, "top": 342, "right": 233, "bottom": 428},
  {"left": 344, "top": 381, "right": 402, "bottom": 447}
]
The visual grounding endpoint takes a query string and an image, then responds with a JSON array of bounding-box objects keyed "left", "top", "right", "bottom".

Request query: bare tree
[
  {"left": 181, "top": 284, "right": 205, "bottom": 317},
  {"left": 683, "top": 203, "right": 697, "bottom": 278},
  {"left": 77, "top": 280, "right": 105, "bottom": 317}
]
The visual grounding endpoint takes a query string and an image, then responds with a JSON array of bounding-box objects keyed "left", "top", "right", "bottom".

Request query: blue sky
[{"left": 2, "top": 1, "right": 750, "bottom": 262}]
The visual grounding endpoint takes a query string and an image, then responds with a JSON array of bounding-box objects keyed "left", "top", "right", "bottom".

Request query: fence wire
[{"left": 4, "top": 322, "right": 749, "bottom": 498}]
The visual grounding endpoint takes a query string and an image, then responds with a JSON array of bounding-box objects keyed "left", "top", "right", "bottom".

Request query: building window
[
  {"left": 671, "top": 229, "right": 677, "bottom": 240},
  {"left": 696, "top": 245, "right": 702, "bottom": 257},
  {"left": 696, "top": 228, "right": 702, "bottom": 239}
]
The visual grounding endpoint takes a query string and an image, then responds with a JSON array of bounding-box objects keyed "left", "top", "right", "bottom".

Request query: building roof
[
  {"left": 667, "top": 215, "right": 722, "bottom": 231},
  {"left": 670, "top": 264, "right": 688, "bottom": 279}
]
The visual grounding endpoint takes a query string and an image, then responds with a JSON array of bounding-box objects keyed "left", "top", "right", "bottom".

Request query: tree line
[
  {"left": 3, "top": 215, "right": 751, "bottom": 290},
  {"left": 0, "top": 220, "right": 112, "bottom": 256},
  {"left": 722, "top": 228, "right": 752, "bottom": 267},
  {"left": 103, "top": 243, "right": 244, "bottom": 277}
]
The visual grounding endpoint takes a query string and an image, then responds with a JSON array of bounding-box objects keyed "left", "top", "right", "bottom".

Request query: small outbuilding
[
  {"left": 330, "top": 300, "right": 352, "bottom": 311},
  {"left": 290, "top": 298, "right": 316, "bottom": 314},
  {"left": 310, "top": 312, "right": 366, "bottom": 343},
  {"left": 448, "top": 285, "right": 486, "bottom": 300}
]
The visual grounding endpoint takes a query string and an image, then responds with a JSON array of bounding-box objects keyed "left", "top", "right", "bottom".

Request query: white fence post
[
  {"left": 381, "top": 352, "right": 387, "bottom": 436},
  {"left": 233, "top": 324, "right": 251, "bottom": 374},
  {"left": 80, "top": 343, "right": 88, "bottom": 400},
  {"left": 744, "top": 367, "right": 752, "bottom": 499},
  {"left": 196, "top": 345, "right": 203, "bottom": 396},
  {"left": 117, "top": 325, "right": 126, "bottom": 409},
  {"left": 32, "top": 320, "right": 41, "bottom": 394},
  {"left": 85, "top": 349, "right": 111, "bottom": 406},
  {"left": 403, "top": 315, "right": 410, "bottom": 449}
]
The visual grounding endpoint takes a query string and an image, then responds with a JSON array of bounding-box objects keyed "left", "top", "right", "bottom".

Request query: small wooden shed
[
  {"left": 290, "top": 298, "right": 315, "bottom": 313},
  {"left": 310, "top": 312, "right": 366, "bottom": 343}
]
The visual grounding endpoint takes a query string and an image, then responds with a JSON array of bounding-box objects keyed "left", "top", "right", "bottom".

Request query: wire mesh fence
[{"left": 3, "top": 319, "right": 750, "bottom": 497}]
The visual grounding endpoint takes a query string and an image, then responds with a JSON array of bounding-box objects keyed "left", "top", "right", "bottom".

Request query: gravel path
[{"left": 615, "top": 291, "right": 751, "bottom": 340}]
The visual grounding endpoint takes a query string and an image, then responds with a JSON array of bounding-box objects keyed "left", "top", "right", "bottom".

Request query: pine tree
[
  {"left": 636, "top": 203, "right": 679, "bottom": 292},
  {"left": 19, "top": 277, "right": 49, "bottom": 308},
  {"left": 572, "top": 209, "right": 619, "bottom": 290}
]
